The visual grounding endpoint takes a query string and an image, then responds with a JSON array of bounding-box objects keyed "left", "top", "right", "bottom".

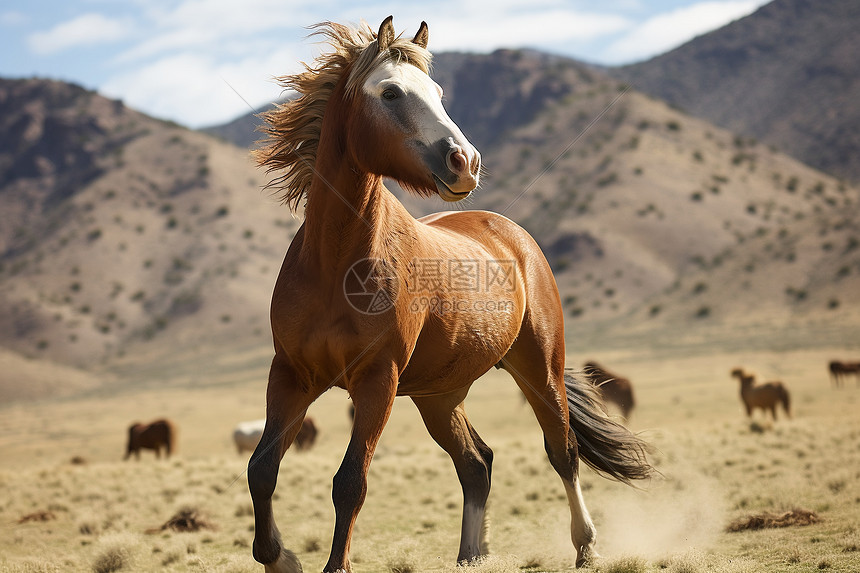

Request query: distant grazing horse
[
  {"left": 234, "top": 419, "right": 266, "bottom": 454},
  {"left": 247, "top": 18, "right": 652, "bottom": 572},
  {"left": 583, "top": 361, "right": 635, "bottom": 421},
  {"left": 235, "top": 418, "right": 318, "bottom": 454},
  {"left": 730, "top": 368, "right": 791, "bottom": 420},
  {"left": 829, "top": 360, "right": 860, "bottom": 388},
  {"left": 294, "top": 417, "right": 318, "bottom": 451},
  {"left": 125, "top": 419, "right": 174, "bottom": 460}
]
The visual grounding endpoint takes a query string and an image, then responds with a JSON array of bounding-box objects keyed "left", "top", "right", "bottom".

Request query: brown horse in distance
[
  {"left": 247, "top": 18, "right": 652, "bottom": 572},
  {"left": 829, "top": 360, "right": 860, "bottom": 388},
  {"left": 583, "top": 361, "right": 635, "bottom": 421},
  {"left": 730, "top": 368, "right": 791, "bottom": 421},
  {"left": 293, "top": 417, "right": 318, "bottom": 451},
  {"left": 125, "top": 419, "right": 175, "bottom": 460}
]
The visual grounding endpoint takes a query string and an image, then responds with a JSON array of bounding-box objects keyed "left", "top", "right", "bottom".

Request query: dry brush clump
[
  {"left": 726, "top": 508, "right": 820, "bottom": 532},
  {"left": 90, "top": 532, "right": 143, "bottom": 573}
]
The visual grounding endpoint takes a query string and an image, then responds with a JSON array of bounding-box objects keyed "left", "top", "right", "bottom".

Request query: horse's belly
[{"left": 396, "top": 314, "right": 518, "bottom": 397}]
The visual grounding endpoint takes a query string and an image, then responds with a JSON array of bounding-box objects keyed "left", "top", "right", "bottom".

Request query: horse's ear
[
  {"left": 412, "top": 21, "right": 429, "bottom": 49},
  {"left": 378, "top": 15, "right": 395, "bottom": 52}
]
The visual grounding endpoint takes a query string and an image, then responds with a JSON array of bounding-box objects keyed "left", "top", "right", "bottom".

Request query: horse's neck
[{"left": 302, "top": 149, "right": 415, "bottom": 265}]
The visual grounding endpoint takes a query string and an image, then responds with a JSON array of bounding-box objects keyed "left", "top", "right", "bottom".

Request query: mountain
[
  {"left": 613, "top": 0, "right": 860, "bottom": 183},
  {"left": 0, "top": 78, "right": 300, "bottom": 399}
]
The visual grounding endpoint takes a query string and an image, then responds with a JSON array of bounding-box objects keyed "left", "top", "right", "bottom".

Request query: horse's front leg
[
  {"left": 324, "top": 363, "right": 398, "bottom": 573},
  {"left": 249, "top": 354, "right": 321, "bottom": 573}
]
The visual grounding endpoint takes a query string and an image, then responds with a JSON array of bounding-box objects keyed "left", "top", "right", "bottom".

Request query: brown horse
[
  {"left": 248, "top": 17, "right": 652, "bottom": 572},
  {"left": 583, "top": 361, "right": 635, "bottom": 421},
  {"left": 125, "top": 419, "right": 174, "bottom": 460},
  {"left": 829, "top": 360, "right": 860, "bottom": 388},
  {"left": 293, "top": 417, "right": 318, "bottom": 451},
  {"left": 730, "top": 368, "right": 791, "bottom": 421}
]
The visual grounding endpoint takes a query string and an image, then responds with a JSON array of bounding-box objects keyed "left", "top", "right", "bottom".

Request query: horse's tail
[
  {"left": 779, "top": 385, "right": 792, "bottom": 418},
  {"left": 564, "top": 372, "right": 654, "bottom": 484}
]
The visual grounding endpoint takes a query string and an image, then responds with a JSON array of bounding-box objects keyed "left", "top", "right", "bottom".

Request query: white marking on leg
[
  {"left": 460, "top": 502, "right": 486, "bottom": 561},
  {"left": 564, "top": 478, "right": 598, "bottom": 566}
]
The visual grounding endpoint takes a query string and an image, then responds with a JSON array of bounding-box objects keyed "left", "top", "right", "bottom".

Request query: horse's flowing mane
[{"left": 254, "top": 21, "right": 433, "bottom": 210}]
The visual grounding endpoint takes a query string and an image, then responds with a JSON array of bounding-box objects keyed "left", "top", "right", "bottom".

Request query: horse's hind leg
[
  {"left": 413, "top": 387, "right": 492, "bottom": 564},
  {"left": 248, "top": 354, "right": 318, "bottom": 573},
  {"left": 500, "top": 345, "right": 597, "bottom": 567}
]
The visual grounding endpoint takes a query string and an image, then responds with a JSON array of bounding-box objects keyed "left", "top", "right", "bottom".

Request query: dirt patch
[
  {"left": 147, "top": 507, "right": 214, "bottom": 533},
  {"left": 17, "top": 510, "right": 56, "bottom": 524},
  {"left": 726, "top": 508, "right": 820, "bottom": 532}
]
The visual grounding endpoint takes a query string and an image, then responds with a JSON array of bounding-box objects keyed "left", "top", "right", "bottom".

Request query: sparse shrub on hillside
[
  {"left": 828, "top": 299, "right": 840, "bottom": 309},
  {"left": 692, "top": 150, "right": 704, "bottom": 162},
  {"left": 690, "top": 192, "right": 703, "bottom": 202},
  {"left": 637, "top": 119, "right": 650, "bottom": 130},
  {"left": 666, "top": 120, "right": 681, "bottom": 132},
  {"left": 650, "top": 305, "right": 661, "bottom": 317},
  {"left": 215, "top": 206, "right": 229, "bottom": 218},
  {"left": 87, "top": 229, "right": 102, "bottom": 241},
  {"left": 596, "top": 172, "right": 617, "bottom": 187},
  {"left": 786, "top": 177, "right": 799, "bottom": 192},
  {"left": 785, "top": 287, "right": 807, "bottom": 302},
  {"left": 695, "top": 306, "right": 710, "bottom": 318}
]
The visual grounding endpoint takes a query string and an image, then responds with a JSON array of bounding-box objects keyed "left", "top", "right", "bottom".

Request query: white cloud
[
  {"left": 86, "top": 0, "right": 769, "bottom": 127},
  {"left": 96, "top": 1, "right": 634, "bottom": 126},
  {"left": 426, "top": 9, "right": 631, "bottom": 53},
  {"left": 27, "top": 13, "right": 130, "bottom": 55},
  {"left": 601, "top": 0, "right": 769, "bottom": 64},
  {"left": 100, "top": 47, "right": 304, "bottom": 128}
]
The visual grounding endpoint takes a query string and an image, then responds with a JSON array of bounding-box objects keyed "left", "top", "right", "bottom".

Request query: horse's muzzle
[{"left": 430, "top": 138, "right": 480, "bottom": 201}]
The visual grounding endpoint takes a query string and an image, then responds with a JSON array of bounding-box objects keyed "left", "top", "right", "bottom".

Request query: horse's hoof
[
  {"left": 575, "top": 546, "right": 600, "bottom": 568},
  {"left": 263, "top": 548, "right": 303, "bottom": 573}
]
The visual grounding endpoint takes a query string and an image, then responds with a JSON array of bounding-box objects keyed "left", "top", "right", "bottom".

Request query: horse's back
[
  {"left": 419, "top": 210, "right": 558, "bottom": 304},
  {"left": 419, "top": 210, "right": 540, "bottom": 254}
]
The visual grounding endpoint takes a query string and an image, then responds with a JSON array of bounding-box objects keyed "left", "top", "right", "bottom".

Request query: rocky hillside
[
  {"left": 0, "top": 78, "right": 299, "bottom": 398},
  {"left": 613, "top": 0, "right": 860, "bottom": 183}
]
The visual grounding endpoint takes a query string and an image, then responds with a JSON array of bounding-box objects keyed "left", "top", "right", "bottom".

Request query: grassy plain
[{"left": 2, "top": 344, "right": 859, "bottom": 572}]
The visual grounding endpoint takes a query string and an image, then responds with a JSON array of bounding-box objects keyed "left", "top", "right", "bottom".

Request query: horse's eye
[{"left": 382, "top": 89, "right": 398, "bottom": 101}]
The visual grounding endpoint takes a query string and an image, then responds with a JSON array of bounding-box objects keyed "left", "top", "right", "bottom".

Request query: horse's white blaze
[{"left": 362, "top": 60, "right": 480, "bottom": 197}]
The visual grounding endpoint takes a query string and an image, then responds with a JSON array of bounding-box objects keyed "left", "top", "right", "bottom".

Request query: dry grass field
[{"left": 2, "top": 344, "right": 860, "bottom": 572}]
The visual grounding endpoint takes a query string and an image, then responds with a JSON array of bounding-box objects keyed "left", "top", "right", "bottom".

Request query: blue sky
[{"left": 0, "top": 0, "right": 770, "bottom": 128}]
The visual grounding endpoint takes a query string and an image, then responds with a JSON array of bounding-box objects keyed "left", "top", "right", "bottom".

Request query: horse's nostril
[{"left": 448, "top": 150, "right": 467, "bottom": 175}]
